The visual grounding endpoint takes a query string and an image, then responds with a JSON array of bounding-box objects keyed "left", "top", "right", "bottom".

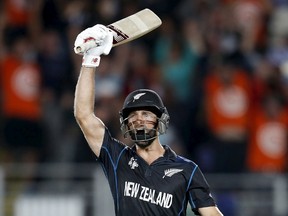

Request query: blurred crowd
[{"left": 0, "top": 0, "right": 287, "bottom": 174}]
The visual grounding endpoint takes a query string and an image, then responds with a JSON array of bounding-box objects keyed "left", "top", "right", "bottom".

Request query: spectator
[
  {"left": 246, "top": 94, "right": 288, "bottom": 172},
  {"left": 0, "top": 32, "right": 44, "bottom": 169},
  {"left": 201, "top": 54, "right": 252, "bottom": 172},
  {"left": 153, "top": 17, "right": 199, "bottom": 148}
]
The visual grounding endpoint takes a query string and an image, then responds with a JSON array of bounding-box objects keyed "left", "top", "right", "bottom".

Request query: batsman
[{"left": 73, "top": 24, "right": 223, "bottom": 216}]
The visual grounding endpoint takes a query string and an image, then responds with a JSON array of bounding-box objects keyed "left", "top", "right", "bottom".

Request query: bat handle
[{"left": 75, "top": 40, "right": 99, "bottom": 54}]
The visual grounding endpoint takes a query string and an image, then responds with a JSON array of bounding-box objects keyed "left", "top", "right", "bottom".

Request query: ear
[
  {"left": 119, "top": 114, "right": 127, "bottom": 137},
  {"left": 158, "top": 113, "right": 169, "bottom": 134}
]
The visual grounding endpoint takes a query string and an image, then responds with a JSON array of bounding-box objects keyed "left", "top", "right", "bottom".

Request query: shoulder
[
  {"left": 164, "top": 145, "right": 199, "bottom": 170},
  {"left": 176, "top": 155, "right": 197, "bottom": 166},
  {"left": 175, "top": 155, "right": 200, "bottom": 175},
  {"left": 101, "top": 127, "right": 130, "bottom": 152}
]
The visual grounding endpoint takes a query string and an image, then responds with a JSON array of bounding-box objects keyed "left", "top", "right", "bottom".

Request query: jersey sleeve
[
  {"left": 188, "top": 166, "right": 216, "bottom": 215},
  {"left": 97, "top": 127, "right": 127, "bottom": 170}
]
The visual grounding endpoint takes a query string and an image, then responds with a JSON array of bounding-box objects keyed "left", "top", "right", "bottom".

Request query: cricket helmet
[{"left": 119, "top": 89, "right": 170, "bottom": 143}]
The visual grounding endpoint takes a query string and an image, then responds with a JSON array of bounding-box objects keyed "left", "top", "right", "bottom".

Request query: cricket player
[{"left": 74, "top": 24, "right": 223, "bottom": 216}]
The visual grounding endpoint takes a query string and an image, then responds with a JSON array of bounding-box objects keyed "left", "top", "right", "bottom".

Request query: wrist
[{"left": 82, "top": 54, "right": 101, "bottom": 67}]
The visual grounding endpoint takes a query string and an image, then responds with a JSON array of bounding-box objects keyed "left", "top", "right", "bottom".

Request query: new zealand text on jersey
[{"left": 123, "top": 181, "right": 173, "bottom": 208}]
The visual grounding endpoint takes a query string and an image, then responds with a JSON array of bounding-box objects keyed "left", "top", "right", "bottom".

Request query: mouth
[
  {"left": 136, "top": 128, "right": 146, "bottom": 132},
  {"left": 132, "top": 128, "right": 146, "bottom": 135},
  {"left": 129, "top": 123, "right": 146, "bottom": 131}
]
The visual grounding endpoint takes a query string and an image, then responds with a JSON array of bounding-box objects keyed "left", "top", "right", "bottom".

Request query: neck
[{"left": 136, "top": 140, "right": 165, "bottom": 165}]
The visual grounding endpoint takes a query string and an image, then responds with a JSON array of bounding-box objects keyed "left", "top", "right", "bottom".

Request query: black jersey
[{"left": 97, "top": 128, "right": 216, "bottom": 216}]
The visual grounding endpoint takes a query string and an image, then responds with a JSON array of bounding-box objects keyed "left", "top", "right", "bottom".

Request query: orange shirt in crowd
[
  {"left": 247, "top": 108, "right": 288, "bottom": 172},
  {"left": 204, "top": 69, "right": 252, "bottom": 137},
  {"left": 4, "top": 0, "right": 31, "bottom": 26},
  {"left": 0, "top": 55, "right": 41, "bottom": 119}
]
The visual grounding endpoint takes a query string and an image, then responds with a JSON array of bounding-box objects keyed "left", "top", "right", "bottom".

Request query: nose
[
  {"left": 134, "top": 113, "right": 145, "bottom": 122},
  {"left": 128, "top": 111, "right": 145, "bottom": 123}
]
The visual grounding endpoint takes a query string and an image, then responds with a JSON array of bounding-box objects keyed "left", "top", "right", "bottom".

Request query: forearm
[
  {"left": 198, "top": 206, "right": 223, "bottom": 216},
  {"left": 74, "top": 66, "right": 96, "bottom": 120}
]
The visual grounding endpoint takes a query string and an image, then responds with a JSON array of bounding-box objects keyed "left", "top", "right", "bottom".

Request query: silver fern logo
[
  {"left": 162, "top": 168, "right": 183, "bottom": 178},
  {"left": 133, "top": 93, "right": 146, "bottom": 102}
]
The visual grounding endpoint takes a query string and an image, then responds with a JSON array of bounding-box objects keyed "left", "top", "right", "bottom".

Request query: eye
[
  {"left": 127, "top": 113, "right": 137, "bottom": 122},
  {"left": 142, "top": 111, "right": 156, "bottom": 121}
]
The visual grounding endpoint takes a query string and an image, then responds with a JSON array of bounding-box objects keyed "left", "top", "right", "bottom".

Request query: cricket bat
[{"left": 75, "top": 8, "right": 162, "bottom": 54}]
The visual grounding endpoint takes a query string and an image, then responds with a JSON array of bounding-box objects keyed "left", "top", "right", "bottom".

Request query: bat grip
[{"left": 75, "top": 40, "right": 99, "bottom": 54}]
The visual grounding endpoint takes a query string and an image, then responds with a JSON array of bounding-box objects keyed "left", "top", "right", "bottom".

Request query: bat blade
[
  {"left": 108, "top": 8, "right": 162, "bottom": 46},
  {"left": 75, "top": 8, "right": 162, "bottom": 54}
]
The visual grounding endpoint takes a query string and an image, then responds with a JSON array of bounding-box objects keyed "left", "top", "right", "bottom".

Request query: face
[
  {"left": 125, "top": 110, "right": 158, "bottom": 148},
  {"left": 127, "top": 110, "right": 157, "bottom": 131}
]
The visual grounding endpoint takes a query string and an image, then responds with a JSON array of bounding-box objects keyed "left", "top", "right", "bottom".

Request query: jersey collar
[{"left": 131, "top": 144, "right": 177, "bottom": 162}]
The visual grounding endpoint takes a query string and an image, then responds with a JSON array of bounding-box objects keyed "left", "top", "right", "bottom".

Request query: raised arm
[{"left": 73, "top": 25, "right": 113, "bottom": 157}]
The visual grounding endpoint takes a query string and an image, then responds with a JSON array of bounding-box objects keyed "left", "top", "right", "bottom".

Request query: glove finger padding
[
  {"left": 74, "top": 24, "right": 112, "bottom": 55},
  {"left": 102, "top": 29, "right": 113, "bottom": 55}
]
